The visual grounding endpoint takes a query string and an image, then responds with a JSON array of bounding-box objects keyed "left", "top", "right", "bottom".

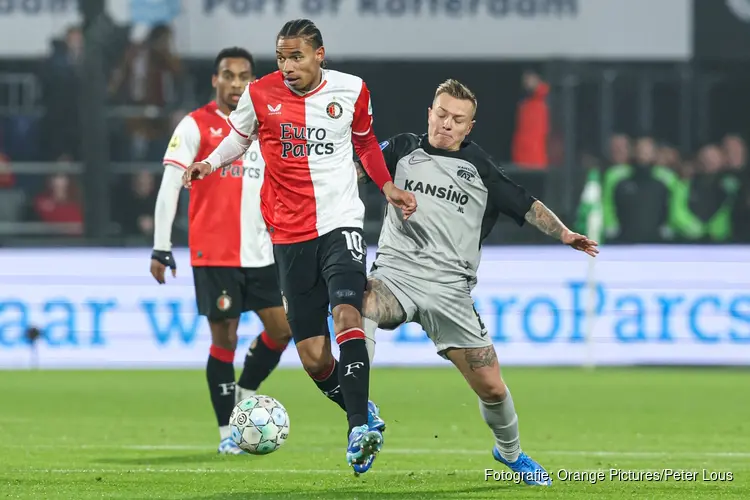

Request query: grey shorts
[{"left": 370, "top": 266, "right": 490, "bottom": 357}]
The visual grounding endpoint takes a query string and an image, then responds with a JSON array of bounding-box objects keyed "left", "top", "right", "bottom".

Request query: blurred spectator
[
  {"left": 723, "top": 134, "right": 750, "bottom": 241},
  {"left": 115, "top": 170, "right": 157, "bottom": 238},
  {"left": 672, "top": 145, "right": 739, "bottom": 243},
  {"left": 656, "top": 143, "right": 682, "bottom": 172},
  {"left": 609, "top": 134, "right": 631, "bottom": 166},
  {"left": 33, "top": 173, "right": 83, "bottom": 235},
  {"left": 41, "top": 25, "right": 83, "bottom": 161},
  {"left": 574, "top": 152, "right": 603, "bottom": 234},
  {"left": 602, "top": 136, "right": 678, "bottom": 243},
  {"left": 678, "top": 158, "right": 698, "bottom": 180},
  {"left": 109, "top": 24, "right": 183, "bottom": 161},
  {"left": 511, "top": 70, "right": 549, "bottom": 169},
  {"left": 723, "top": 134, "right": 746, "bottom": 171},
  {"left": 0, "top": 153, "right": 27, "bottom": 224},
  {"left": 0, "top": 153, "right": 13, "bottom": 188}
]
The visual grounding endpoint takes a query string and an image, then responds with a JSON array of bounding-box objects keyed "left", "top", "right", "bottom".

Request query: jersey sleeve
[
  {"left": 483, "top": 159, "right": 538, "bottom": 226},
  {"left": 352, "top": 80, "right": 373, "bottom": 136},
  {"left": 227, "top": 84, "right": 258, "bottom": 139},
  {"left": 379, "top": 138, "right": 397, "bottom": 176},
  {"left": 163, "top": 115, "right": 201, "bottom": 169},
  {"left": 379, "top": 133, "right": 420, "bottom": 176},
  {"left": 153, "top": 164, "right": 183, "bottom": 251}
]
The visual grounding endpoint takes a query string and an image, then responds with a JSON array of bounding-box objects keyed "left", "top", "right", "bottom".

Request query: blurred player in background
[
  {"left": 151, "top": 47, "right": 292, "bottom": 455},
  {"left": 358, "top": 79, "right": 598, "bottom": 486},
  {"left": 183, "top": 19, "right": 417, "bottom": 473}
]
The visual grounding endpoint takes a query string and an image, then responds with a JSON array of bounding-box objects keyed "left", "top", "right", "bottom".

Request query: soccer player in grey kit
[{"left": 358, "top": 79, "right": 599, "bottom": 486}]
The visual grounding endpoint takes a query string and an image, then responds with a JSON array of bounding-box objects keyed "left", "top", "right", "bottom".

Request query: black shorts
[
  {"left": 273, "top": 227, "right": 367, "bottom": 343},
  {"left": 193, "top": 265, "right": 283, "bottom": 321}
]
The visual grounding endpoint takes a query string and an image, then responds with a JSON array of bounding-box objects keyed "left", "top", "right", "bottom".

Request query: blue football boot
[
  {"left": 367, "top": 400, "right": 386, "bottom": 433},
  {"left": 492, "top": 447, "right": 552, "bottom": 486},
  {"left": 352, "top": 401, "right": 386, "bottom": 475},
  {"left": 217, "top": 436, "right": 247, "bottom": 455},
  {"left": 346, "top": 424, "right": 383, "bottom": 475}
]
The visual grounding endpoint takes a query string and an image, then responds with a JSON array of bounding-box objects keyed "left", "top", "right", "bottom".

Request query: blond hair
[{"left": 434, "top": 79, "right": 477, "bottom": 116}]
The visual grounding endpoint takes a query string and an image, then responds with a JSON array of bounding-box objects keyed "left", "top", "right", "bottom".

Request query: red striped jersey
[
  {"left": 227, "top": 70, "right": 373, "bottom": 244},
  {"left": 163, "top": 101, "right": 273, "bottom": 268}
]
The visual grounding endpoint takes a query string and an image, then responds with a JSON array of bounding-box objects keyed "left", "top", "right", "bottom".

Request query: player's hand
[
  {"left": 383, "top": 181, "right": 417, "bottom": 220},
  {"left": 150, "top": 250, "right": 177, "bottom": 284},
  {"left": 182, "top": 162, "right": 212, "bottom": 189},
  {"left": 561, "top": 229, "right": 599, "bottom": 257}
]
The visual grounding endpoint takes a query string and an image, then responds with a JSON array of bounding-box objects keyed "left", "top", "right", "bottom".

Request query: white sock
[
  {"left": 363, "top": 317, "right": 377, "bottom": 365},
  {"left": 219, "top": 425, "right": 231, "bottom": 441},
  {"left": 478, "top": 388, "right": 521, "bottom": 462},
  {"left": 235, "top": 385, "right": 256, "bottom": 404}
]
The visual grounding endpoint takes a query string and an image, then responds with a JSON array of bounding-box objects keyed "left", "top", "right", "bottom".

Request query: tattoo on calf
[
  {"left": 364, "top": 278, "right": 406, "bottom": 329},
  {"left": 464, "top": 346, "right": 498, "bottom": 372},
  {"left": 524, "top": 200, "right": 566, "bottom": 241}
]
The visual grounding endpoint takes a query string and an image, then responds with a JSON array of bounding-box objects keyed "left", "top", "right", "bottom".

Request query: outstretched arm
[
  {"left": 524, "top": 200, "right": 599, "bottom": 257},
  {"left": 203, "top": 129, "right": 251, "bottom": 172},
  {"left": 524, "top": 200, "right": 567, "bottom": 239}
]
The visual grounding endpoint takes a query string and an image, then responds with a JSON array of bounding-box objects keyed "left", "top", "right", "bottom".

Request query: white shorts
[{"left": 369, "top": 265, "right": 490, "bottom": 357}]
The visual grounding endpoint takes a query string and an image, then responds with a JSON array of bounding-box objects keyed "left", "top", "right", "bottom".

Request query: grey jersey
[{"left": 372, "top": 133, "right": 536, "bottom": 285}]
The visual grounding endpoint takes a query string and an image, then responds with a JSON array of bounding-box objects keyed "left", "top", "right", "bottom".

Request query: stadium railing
[{"left": 1, "top": 161, "right": 556, "bottom": 246}]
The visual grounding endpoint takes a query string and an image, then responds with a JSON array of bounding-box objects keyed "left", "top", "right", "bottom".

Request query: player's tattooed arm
[
  {"left": 355, "top": 161, "right": 371, "bottom": 184},
  {"left": 464, "top": 346, "right": 498, "bottom": 372},
  {"left": 524, "top": 200, "right": 568, "bottom": 241},
  {"left": 524, "top": 200, "right": 600, "bottom": 256},
  {"left": 362, "top": 278, "right": 406, "bottom": 329}
]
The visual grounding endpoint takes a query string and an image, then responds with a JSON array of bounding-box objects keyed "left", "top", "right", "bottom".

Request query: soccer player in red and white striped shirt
[
  {"left": 151, "top": 47, "right": 292, "bottom": 455},
  {"left": 183, "top": 20, "right": 416, "bottom": 473}
]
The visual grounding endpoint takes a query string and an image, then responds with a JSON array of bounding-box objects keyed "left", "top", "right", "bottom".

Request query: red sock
[
  {"left": 307, "top": 359, "right": 336, "bottom": 382},
  {"left": 335, "top": 327, "right": 365, "bottom": 345},
  {"left": 209, "top": 344, "right": 235, "bottom": 363},
  {"left": 260, "top": 331, "right": 289, "bottom": 353}
]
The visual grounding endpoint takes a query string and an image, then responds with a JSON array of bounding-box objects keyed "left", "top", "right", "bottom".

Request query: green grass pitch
[{"left": 1, "top": 367, "right": 748, "bottom": 499}]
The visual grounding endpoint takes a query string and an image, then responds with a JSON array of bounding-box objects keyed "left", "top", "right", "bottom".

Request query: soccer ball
[{"left": 229, "top": 395, "right": 289, "bottom": 455}]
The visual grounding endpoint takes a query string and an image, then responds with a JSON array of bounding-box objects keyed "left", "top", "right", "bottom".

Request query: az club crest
[
  {"left": 457, "top": 166, "right": 476, "bottom": 183},
  {"left": 326, "top": 101, "right": 343, "bottom": 119}
]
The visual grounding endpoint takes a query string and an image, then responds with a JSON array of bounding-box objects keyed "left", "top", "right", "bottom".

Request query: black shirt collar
[{"left": 419, "top": 134, "right": 473, "bottom": 158}]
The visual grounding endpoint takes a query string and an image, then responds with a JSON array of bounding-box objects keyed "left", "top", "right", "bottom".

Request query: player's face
[
  {"left": 212, "top": 58, "right": 254, "bottom": 111},
  {"left": 276, "top": 37, "right": 325, "bottom": 92},
  {"left": 427, "top": 93, "right": 475, "bottom": 151}
]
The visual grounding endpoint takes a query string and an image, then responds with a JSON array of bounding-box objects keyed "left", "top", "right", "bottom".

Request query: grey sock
[
  {"left": 479, "top": 388, "right": 521, "bottom": 462},
  {"left": 363, "top": 317, "right": 377, "bottom": 365}
]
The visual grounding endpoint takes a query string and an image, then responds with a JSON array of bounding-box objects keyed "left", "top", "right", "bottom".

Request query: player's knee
[
  {"left": 298, "top": 351, "right": 332, "bottom": 377},
  {"left": 332, "top": 304, "right": 361, "bottom": 331},
  {"left": 262, "top": 312, "right": 293, "bottom": 343},
  {"left": 209, "top": 319, "right": 239, "bottom": 351},
  {"left": 474, "top": 378, "right": 508, "bottom": 404},
  {"left": 266, "top": 325, "right": 293, "bottom": 343},
  {"left": 296, "top": 337, "right": 331, "bottom": 375}
]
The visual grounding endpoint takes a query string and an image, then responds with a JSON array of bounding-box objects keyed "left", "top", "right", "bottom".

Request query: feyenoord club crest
[
  {"left": 217, "top": 292, "right": 232, "bottom": 311},
  {"left": 326, "top": 101, "right": 343, "bottom": 119}
]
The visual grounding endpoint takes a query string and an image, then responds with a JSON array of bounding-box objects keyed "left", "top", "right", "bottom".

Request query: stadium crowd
[
  {"left": 0, "top": 23, "right": 747, "bottom": 245},
  {"left": 575, "top": 134, "right": 750, "bottom": 244}
]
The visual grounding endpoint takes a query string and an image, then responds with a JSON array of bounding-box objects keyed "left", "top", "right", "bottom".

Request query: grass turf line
[{"left": 0, "top": 367, "right": 747, "bottom": 499}]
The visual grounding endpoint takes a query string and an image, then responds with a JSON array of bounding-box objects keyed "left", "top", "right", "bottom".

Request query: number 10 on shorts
[{"left": 342, "top": 230, "right": 365, "bottom": 261}]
